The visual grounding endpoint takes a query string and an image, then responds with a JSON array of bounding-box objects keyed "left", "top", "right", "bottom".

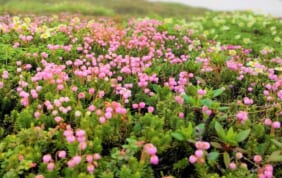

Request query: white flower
[{"left": 75, "top": 111, "right": 82, "bottom": 117}]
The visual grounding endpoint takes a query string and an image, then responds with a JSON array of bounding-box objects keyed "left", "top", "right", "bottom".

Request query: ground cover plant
[{"left": 0, "top": 12, "right": 281, "bottom": 178}]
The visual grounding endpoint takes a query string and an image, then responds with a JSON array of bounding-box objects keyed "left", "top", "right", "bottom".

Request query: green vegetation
[
  {"left": 0, "top": 0, "right": 209, "bottom": 19},
  {"left": 0, "top": 0, "right": 282, "bottom": 177},
  {"left": 0, "top": 12, "right": 281, "bottom": 177}
]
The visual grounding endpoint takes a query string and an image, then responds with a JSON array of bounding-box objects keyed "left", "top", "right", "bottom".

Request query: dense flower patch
[{"left": 0, "top": 12, "right": 281, "bottom": 178}]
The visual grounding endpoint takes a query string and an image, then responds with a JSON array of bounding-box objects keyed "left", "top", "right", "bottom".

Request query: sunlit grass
[
  {"left": 0, "top": 0, "right": 114, "bottom": 16},
  {"left": 0, "top": 0, "right": 209, "bottom": 19}
]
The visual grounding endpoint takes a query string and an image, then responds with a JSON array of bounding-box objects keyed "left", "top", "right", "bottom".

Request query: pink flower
[
  {"left": 63, "top": 130, "right": 73, "bottom": 137},
  {"left": 99, "top": 117, "right": 106, "bottom": 124},
  {"left": 55, "top": 84, "right": 64, "bottom": 91},
  {"left": 253, "top": 155, "right": 262, "bottom": 163},
  {"left": 93, "top": 153, "right": 101, "bottom": 160},
  {"left": 195, "top": 150, "right": 203, "bottom": 158},
  {"left": 89, "top": 88, "right": 95, "bottom": 94},
  {"left": 197, "top": 89, "right": 206, "bottom": 96},
  {"left": 88, "top": 105, "right": 96, "bottom": 112},
  {"left": 41, "top": 52, "right": 48, "bottom": 58},
  {"left": 236, "top": 111, "right": 248, "bottom": 123},
  {"left": 264, "top": 118, "right": 272, "bottom": 126},
  {"left": 243, "top": 97, "right": 253, "bottom": 105},
  {"left": 148, "top": 106, "right": 154, "bottom": 113},
  {"left": 178, "top": 112, "right": 184, "bottom": 119},
  {"left": 150, "top": 155, "right": 159, "bottom": 165},
  {"left": 78, "top": 92, "right": 85, "bottom": 99},
  {"left": 35, "top": 175, "right": 44, "bottom": 178},
  {"left": 86, "top": 155, "right": 93, "bottom": 163},
  {"left": 263, "top": 90, "right": 269, "bottom": 96},
  {"left": 189, "top": 155, "right": 197, "bottom": 164},
  {"left": 76, "top": 129, "right": 85, "bottom": 137},
  {"left": 258, "top": 174, "right": 266, "bottom": 178},
  {"left": 34, "top": 111, "right": 40, "bottom": 119},
  {"left": 229, "top": 162, "right": 237, "bottom": 170},
  {"left": 272, "top": 121, "right": 281, "bottom": 129},
  {"left": 132, "top": 104, "right": 139, "bottom": 109},
  {"left": 18, "top": 155, "right": 24, "bottom": 161},
  {"left": 54, "top": 116, "right": 62, "bottom": 123},
  {"left": 2, "top": 70, "right": 8, "bottom": 79},
  {"left": 202, "top": 105, "right": 212, "bottom": 116},
  {"left": 66, "top": 136, "right": 76, "bottom": 143},
  {"left": 96, "top": 109, "right": 103, "bottom": 116},
  {"left": 139, "top": 102, "right": 146, "bottom": 108},
  {"left": 42, "top": 154, "right": 52, "bottom": 163},
  {"left": 71, "top": 86, "right": 78, "bottom": 92},
  {"left": 87, "top": 164, "right": 95, "bottom": 174},
  {"left": 73, "top": 155, "right": 82, "bottom": 165},
  {"left": 144, "top": 143, "right": 157, "bottom": 155},
  {"left": 58, "top": 150, "right": 66, "bottom": 158},
  {"left": 47, "top": 162, "right": 55, "bottom": 171},
  {"left": 277, "top": 90, "right": 282, "bottom": 100},
  {"left": 67, "top": 160, "right": 75, "bottom": 168},
  {"left": 175, "top": 95, "right": 184, "bottom": 105},
  {"left": 98, "top": 91, "right": 105, "bottom": 98},
  {"left": 0, "top": 82, "right": 3, "bottom": 89},
  {"left": 264, "top": 164, "right": 273, "bottom": 171},
  {"left": 79, "top": 142, "right": 87, "bottom": 150},
  {"left": 195, "top": 141, "right": 210, "bottom": 150},
  {"left": 264, "top": 170, "right": 273, "bottom": 178},
  {"left": 106, "top": 107, "right": 113, "bottom": 113},
  {"left": 105, "top": 112, "right": 112, "bottom": 119}
]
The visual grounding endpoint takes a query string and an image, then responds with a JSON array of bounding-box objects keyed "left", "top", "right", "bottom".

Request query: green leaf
[
  {"left": 208, "top": 151, "right": 220, "bottom": 162},
  {"left": 226, "top": 127, "right": 235, "bottom": 140},
  {"left": 183, "top": 94, "right": 196, "bottom": 105},
  {"left": 210, "top": 142, "right": 223, "bottom": 149},
  {"left": 223, "top": 152, "right": 230, "bottom": 169},
  {"left": 235, "top": 129, "right": 251, "bottom": 142},
  {"left": 271, "top": 139, "right": 282, "bottom": 148},
  {"left": 171, "top": 132, "right": 185, "bottom": 141},
  {"left": 267, "top": 151, "right": 282, "bottom": 162},
  {"left": 215, "top": 121, "right": 225, "bottom": 139},
  {"left": 212, "top": 88, "right": 225, "bottom": 98},
  {"left": 218, "top": 106, "right": 229, "bottom": 111},
  {"left": 152, "top": 84, "right": 159, "bottom": 92},
  {"left": 186, "top": 122, "right": 193, "bottom": 138},
  {"left": 200, "top": 99, "right": 213, "bottom": 107},
  {"left": 173, "top": 158, "right": 189, "bottom": 170}
]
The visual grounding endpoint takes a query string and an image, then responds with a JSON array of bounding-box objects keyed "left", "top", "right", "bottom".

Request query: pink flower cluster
[
  {"left": 264, "top": 118, "right": 281, "bottom": 129},
  {"left": 189, "top": 141, "right": 210, "bottom": 164},
  {"left": 258, "top": 164, "right": 273, "bottom": 178},
  {"left": 243, "top": 97, "right": 253, "bottom": 105},
  {"left": 85, "top": 153, "right": 101, "bottom": 174},
  {"left": 63, "top": 126, "right": 87, "bottom": 150},
  {"left": 98, "top": 101, "right": 127, "bottom": 124},
  {"left": 236, "top": 111, "right": 248, "bottom": 124},
  {"left": 132, "top": 102, "right": 154, "bottom": 113},
  {"left": 0, "top": 70, "right": 8, "bottom": 89},
  {"left": 42, "top": 154, "right": 55, "bottom": 171},
  {"left": 144, "top": 143, "right": 159, "bottom": 165},
  {"left": 164, "top": 72, "right": 192, "bottom": 94}
]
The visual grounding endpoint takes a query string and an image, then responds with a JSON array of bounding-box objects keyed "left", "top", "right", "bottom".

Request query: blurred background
[
  {"left": 0, "top": 0, "right": 281, "bottom": 18},
  {"left": 0, "top": 0, "right": 207, "bottom": 19},
  {"left": 149, "top": 0, "right": 282, "bottom": 17}
]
